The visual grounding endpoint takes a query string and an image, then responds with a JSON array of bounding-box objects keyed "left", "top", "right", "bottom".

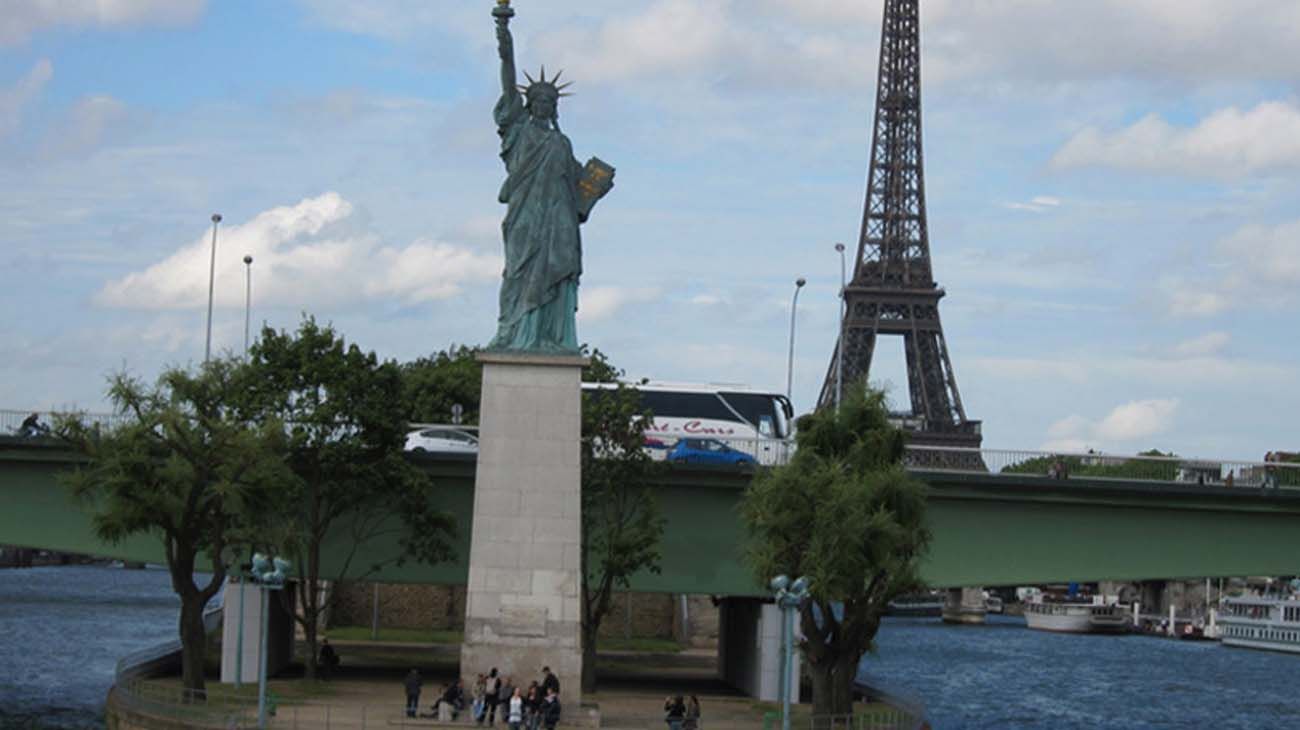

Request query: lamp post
[
  {"left": 204, "top": 213, "right": 222, "bottom": 363},
  {"left": 242, "top": 255, "right": 253, "bottom": 357},
  {"left": 834, "top": 243, "right": 847, "bottom": 409},
  {"left": 770, "top": 575, "right": 810, "bottom": 730},
  {"left": 249, "top": 552, "right": 291, "bottom": 729},
  {"left": 786, "top": 278, "right": 807, "bottom": 402}
]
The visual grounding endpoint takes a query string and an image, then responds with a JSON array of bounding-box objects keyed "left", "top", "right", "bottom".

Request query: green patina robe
[{"left": 488, "top": 91, "right": 584, "bottom": 353}]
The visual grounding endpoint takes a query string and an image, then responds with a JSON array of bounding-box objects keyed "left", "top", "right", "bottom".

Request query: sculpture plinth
[{"left": 461, "top": 351, "right": 588, "bottom": 707}]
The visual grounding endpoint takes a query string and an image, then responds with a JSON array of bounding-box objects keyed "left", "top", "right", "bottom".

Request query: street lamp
[
  {"left": 834, "top": 243, "right": 847, "bottom": 409},
  {"left": 204, "top": 213, "right": 222, "bottom": 363},
  {"left": 242, "top": 255, "right": 254, "bottom": 357},
  {"left": 786, "top": 278, "right": 807, "bottom": 402},
  {"left": 250, "top": 552, "right": 291, "bottom": 729},
  {"left": 770, "top": 574, "right": 811, "bottom": 730}
]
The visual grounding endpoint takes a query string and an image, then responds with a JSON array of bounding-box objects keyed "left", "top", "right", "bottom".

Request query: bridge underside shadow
[{"left": 6, "top": 441, "right": 1300, "bottom": 593}]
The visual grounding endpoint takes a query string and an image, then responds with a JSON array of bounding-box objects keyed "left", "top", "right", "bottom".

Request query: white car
[{"left": 405, "top": 427, "right": 479, "bottom": 454}]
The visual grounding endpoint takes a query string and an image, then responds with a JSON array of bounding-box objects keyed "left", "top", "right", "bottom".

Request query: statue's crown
[{"left": 519, "top": 66, "right": 573, "bottom": 100}]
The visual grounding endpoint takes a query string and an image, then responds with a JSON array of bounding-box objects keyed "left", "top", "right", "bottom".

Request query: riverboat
[
  {"left": 1219, "top": 595, "right": 1300, "bottom": 654},
  {"left": 886, "top": 592, "right": 943, "bottom": 617},
  {"left": 1022, "top": 595, "right": 1129, "bottom": 634}
]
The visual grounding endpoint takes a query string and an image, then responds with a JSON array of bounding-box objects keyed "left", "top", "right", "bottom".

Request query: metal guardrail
[
  {"left": 0, "top": 408, "right": 130, "bottom": 436},
  {"left": 903, "top": 445, "right": 1300, "bottom": 489}
]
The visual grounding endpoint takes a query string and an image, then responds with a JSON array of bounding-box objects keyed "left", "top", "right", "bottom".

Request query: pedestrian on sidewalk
[
  {"left": 404, "top": 669, "right": 422, "bottom": 719},
  {"left": 523, "top": 684, "right": 541, "bottom": 730},
  {"left": 541, "top": 666, "right": 560, "bottom": 698},
  {"left": 473, "top": 673, "right": 488, "bottom": 724},
  {"left": 485, "top": 668, "right": 502, "bottom": 725},
  {"left": 683, "top": 695, "right": 701, "bottom": 730},
  {"left": 508, "top": 687, "right": 524, "bottom": 730},
  {"left": 541, "top": 687, "right": 562, "bottom": 730},
  {"left": 664, "top": 695, "right": 686, "bottom": 730}
]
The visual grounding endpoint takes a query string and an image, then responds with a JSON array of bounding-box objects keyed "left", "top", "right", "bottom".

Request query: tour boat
[
  {"left": 1022, "top": 594, "right": 1129, "bottom": 634},
  {"left": 1219, "top": 595, "right": 1300, "bottom": 654}
]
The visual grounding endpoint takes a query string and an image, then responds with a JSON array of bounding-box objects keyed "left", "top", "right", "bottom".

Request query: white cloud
[
  {"left": 0, "top": 59, "right": 52, "bottom": 138},
  {"left": 1163, "top": 286, "right": 1230, "bottom": 318},
  {"left": 39, "top": 95, "right": 132, "bottom": 159},
  {"left": 578, "top": 286, "right": 662, "bottom": 323},
  {"left": 690, "top": 294, "right": 724, "bottom": 306},
  {"left": 0, "top": 0, "right": 205, "bottom": 45},
  {"left": 1051, "top": 101, "right": 1300, "bottom": 177},
  {"left": 1172, "top": 332, "right": 1229, "bottom": 358},
  {"left": 1218, "top": 220, "right": 1300, "bottom": 286},
  {"left": 97, "top": 192, "right": 502, "bottom": 310},
  {"left": 1002, "top": 195, "right": 1062, "bottom": 213},
  {"left": 1044, "top": 398, "right": 1179, "bottom": 450}
]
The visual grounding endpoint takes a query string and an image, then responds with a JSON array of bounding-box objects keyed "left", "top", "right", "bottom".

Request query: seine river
[{"left": 5, "top": 567, "right": 1300, "bottom": 728}]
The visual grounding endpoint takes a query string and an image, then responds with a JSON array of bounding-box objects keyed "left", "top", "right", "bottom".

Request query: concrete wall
[
  {"left": 220, "top": 580, "right": 295, "bottom": 683},
  {"left": 718, "top": 597, "right": 799, "bottom": 703}
]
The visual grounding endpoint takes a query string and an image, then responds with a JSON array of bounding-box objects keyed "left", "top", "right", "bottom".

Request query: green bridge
[{"left": 4, "top": 439, "right": 1299, "bottom": 596}]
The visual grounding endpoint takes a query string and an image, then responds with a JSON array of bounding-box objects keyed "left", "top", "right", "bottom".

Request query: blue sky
[{"left": 2, "top": 1, "right": 1298, "bottom": 460}]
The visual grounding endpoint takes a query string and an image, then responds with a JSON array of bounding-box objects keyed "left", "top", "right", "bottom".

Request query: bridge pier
[
  {"left": 941, "top": 587, "right": 987, "bottom": 624},
  {"left": 717, "top": 597, "right": 801, "bottom": 703},
  {"left": 220, "top": 579, "right": 295, "bottom": 684}
]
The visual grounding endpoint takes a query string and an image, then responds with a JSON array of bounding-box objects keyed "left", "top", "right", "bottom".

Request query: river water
[{"left": 5, "top": 568, "right": 1300, "bottom": 728}]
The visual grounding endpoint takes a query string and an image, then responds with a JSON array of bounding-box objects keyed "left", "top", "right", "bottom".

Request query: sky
[{"left": 1, "top": 0, "right": 1298, "bottom": 460}]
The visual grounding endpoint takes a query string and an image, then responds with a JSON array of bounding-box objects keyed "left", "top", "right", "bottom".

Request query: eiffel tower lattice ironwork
[{"left": 818, "top": 0, "right": 980, "bottom": 447}]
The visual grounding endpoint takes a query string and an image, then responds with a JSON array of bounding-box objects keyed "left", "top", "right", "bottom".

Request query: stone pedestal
[{"left": 461, "top": 351, "right": 587, "bottom": 706}]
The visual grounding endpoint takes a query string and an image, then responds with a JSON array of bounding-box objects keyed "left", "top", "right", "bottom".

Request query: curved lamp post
[
  {"left": 204, "top": 214, "right": 222, "bottom": 363},
  {"left": 786, "top": 278, "right": 807, "bottom": 402},
  {"left": 834, "top": 243, "right": 847, "bottom": 409},
  {"left": 250, "top": 552, "right": 291, "bottom": 729},
  {"left": 770, "top": 574, "right": 810, "bottom": 730}
]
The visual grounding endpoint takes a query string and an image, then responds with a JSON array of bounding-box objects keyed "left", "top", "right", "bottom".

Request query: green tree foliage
[
  {"left": 578, "top": 353, "right": 664, "bottom": 692},
  {"left": 741, "top": 386, "right": 930, "bottom": 716},
  {"left": 400, "top": 345, "right": 483, "bottom": 424},
  {"left": 58, "top": 362, "right": 290, "bottom": 694},
  {"left": 237, "top": 318, "right": 455, "bottom": 679}
]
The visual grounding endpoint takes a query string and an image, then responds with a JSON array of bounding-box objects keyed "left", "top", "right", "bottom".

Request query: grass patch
[
  {"left": 598, "top": 637, "right": 683, "bottom": 653},
  {"left": 326, "top": 626, "right": 463, "bottom": 644}
]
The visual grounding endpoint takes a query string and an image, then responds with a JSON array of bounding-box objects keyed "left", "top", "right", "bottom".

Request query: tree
[
  {"left": 400, "top": 345, "right": 483, "bottom": 424},
  {"left": 741, "top": 385, "right": 930, "bottom": 717},
  {"left": 578, "top": 353, "right": 664, "bottom": 692},
  {"left": 59, "top": 362, "right": 290, "bottom": 694},
  {"left": 237, "top": 318, "right": 456, "bottom": 679}
]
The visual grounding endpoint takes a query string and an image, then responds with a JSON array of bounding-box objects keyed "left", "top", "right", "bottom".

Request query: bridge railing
[
  {"left": 0, "top": 408, "right": 130, "bottom": 436},
  {"left": 903, "top": 445, "right": 1300, "bottom": 488}
]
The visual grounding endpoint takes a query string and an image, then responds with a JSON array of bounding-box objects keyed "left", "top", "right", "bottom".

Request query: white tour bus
[{"left": 581, "top": 381, "right": 795, "bottom": 465}]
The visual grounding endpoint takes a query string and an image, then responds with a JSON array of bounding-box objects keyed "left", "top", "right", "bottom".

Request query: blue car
[{"left": 667, "top": 438, "right": 757, "bottom": 467}]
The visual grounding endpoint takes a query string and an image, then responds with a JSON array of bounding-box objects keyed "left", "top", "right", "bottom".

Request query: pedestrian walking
[{"left": 404, "top": 669, "right": 422, "bottom": 718}]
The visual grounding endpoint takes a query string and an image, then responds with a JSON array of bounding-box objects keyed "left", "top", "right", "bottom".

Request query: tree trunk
[
  {"left": 178, "top": 595, "right": 209, "bottom": 697},
  {"left": 580, "top": 620, "right": 598, "bottom": 693}
]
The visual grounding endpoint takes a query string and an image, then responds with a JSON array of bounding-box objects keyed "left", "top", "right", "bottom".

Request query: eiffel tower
[{"left": 818, "top": 0, "right": 981, "bottom": 448}]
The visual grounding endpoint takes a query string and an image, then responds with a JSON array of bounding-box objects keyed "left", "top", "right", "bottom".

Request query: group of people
[
  {"left": 403, "top": 665, "right": 563, "bottom": 729},
  {"left": 663, "top": 695, "right": 701, "bottom": 730}
]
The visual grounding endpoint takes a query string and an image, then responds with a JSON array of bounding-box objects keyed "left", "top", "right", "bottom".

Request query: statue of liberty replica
[{"left": 489, "top": 0, "right": 614, "bottom": 353}]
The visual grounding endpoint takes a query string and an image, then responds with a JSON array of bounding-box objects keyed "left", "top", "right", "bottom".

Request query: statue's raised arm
[{"left": 493, "top": 1, "right": 517, "bottom": 99}]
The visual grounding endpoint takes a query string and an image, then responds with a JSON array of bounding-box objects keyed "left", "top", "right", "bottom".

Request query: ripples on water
[
  {"left": 866, "top": 615, "right": 1300, "bottom": 729},
  {"left": 0, "top": 565, "right": 180, "bottom": 729}
]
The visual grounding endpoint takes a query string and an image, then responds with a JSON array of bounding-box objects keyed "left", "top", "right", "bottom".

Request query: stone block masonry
[{"left": 461, "top": 352, "right": 587, "bottom": 706}]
